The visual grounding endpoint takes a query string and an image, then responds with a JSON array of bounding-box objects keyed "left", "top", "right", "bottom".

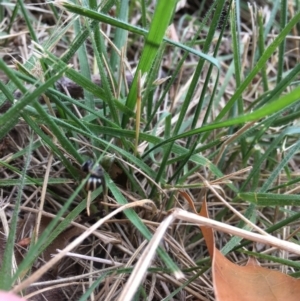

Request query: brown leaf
[
  {"left": 213, "top": 248, "right": 300, "bottom": 301},
  {"left": 181, "top": 189, "right": 215, "bottom": 257},
  {"left": 199, "top": 193, "right": 215, "bottom": 258},
  {"left": 194, "top": 191, "right": 300, "bottom": 301}
]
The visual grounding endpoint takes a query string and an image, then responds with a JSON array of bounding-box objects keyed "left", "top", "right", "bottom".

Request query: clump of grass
[{"left": 1, "top": 0, "right": 300, "bottom": 299}]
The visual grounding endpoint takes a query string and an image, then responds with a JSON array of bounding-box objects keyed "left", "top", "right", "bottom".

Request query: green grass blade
[
  {"left": 110, "top": 0, "right": 129, "bottom": 72},
  {"left": 17, "top": 0, "right": 37, "bottom": 42},
  {"left": 238, "top": 193, "right": 300, "bottom": 206},
  {"left": 123, "top": 0, "right": 177, "bottom": 127},
  {"left": 277, "top": 0, "right": 287, "bottom": 84},
  {"left": 257, "top": 8, "right": 269, "bottom": 92},
  {"left": 230, "top": 1, "right": 242, "bottom": 115}
]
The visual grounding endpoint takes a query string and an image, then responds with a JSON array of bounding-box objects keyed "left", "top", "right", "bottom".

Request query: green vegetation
[{"left": 1, "top": 0, "right": 300, "bottom": 299}]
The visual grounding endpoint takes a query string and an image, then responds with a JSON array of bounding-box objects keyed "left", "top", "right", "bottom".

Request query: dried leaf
[
  {"left": 195, "top": 192, "right": 300, "bottom": 301},
  {"left": 213, "top": 248, "right": 300, "bottom": 301}
]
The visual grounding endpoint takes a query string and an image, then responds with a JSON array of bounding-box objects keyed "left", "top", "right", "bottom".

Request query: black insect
[{"left": 81, "top": 160, "right": 104, "bottom": 191}]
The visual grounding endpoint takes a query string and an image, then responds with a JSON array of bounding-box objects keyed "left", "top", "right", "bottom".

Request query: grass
[{"left": 1, "top": 0, "right": 300, "bottom": 299}]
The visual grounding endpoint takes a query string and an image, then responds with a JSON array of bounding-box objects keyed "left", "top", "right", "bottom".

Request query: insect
[
  {"left": 81, "top": 160, "right": 104, "bottom": 191},
  {"left": 81, "top": 160, "right": 105, "bottom": 216}
]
